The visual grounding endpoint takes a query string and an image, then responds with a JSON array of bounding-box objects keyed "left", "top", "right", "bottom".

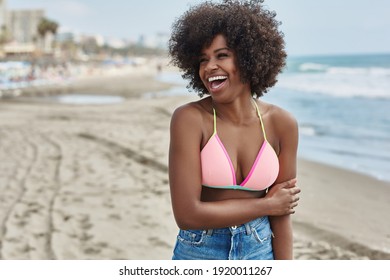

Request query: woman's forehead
[{"left": 200, "top": 35, "right": 229, "bottom": 53}]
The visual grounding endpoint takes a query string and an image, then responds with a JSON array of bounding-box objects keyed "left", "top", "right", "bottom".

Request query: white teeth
[{"left": 208, "top": 76, "right": 227, "bottom": 82}]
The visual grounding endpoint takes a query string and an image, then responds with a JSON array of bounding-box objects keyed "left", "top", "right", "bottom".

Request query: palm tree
[
  {"left": 37, "top": 18, "right": 59, "bottom": 53},
  {"left": 37, "top": 18, "right": 59, "bottom": 38},
  {"left": 0, "top": 24, "right": 8, "bottom": 44}
]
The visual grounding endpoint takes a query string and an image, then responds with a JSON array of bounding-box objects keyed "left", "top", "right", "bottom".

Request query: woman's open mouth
[{"left": 208, "top": 75, "right": 228, "bottom": 91}]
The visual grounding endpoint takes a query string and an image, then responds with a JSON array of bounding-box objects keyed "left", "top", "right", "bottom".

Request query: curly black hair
[{"left": 168, "top": 0, "right": 286, "bottom": 98}]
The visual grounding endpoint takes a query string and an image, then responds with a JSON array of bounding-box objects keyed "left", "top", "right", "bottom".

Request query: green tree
[
  {"left": 0, "top": 24, "right": 8, "bottom": 44},
  {"left": 37, "top": 17, "right": 59, "bottom": 38}
]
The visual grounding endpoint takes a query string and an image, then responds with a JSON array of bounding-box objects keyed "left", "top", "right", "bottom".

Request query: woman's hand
[{"left": 265, "top": 178, "right": 300, "bottom": 216}]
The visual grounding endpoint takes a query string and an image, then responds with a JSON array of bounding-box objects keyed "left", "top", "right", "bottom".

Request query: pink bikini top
[{"left": 201, "top": 100, "right": 279, "bottom": 191}]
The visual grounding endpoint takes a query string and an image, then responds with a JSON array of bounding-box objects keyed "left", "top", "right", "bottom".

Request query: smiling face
[{"left": 198, "top": 34, "right": 250, "bottom": 101}]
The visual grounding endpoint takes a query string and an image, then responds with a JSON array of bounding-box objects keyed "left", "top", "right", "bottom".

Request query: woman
[{"left": 168, "top": 0, "right": 300, "bottom": 260}]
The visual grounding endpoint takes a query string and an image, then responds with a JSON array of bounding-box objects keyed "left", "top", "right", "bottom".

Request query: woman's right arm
[{"left": 169, "top": 105, "right": 299, "bottom": 230}]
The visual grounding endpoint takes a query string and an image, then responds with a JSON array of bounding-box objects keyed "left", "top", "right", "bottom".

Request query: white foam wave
[
  {"left": 278, "top": 70, "right": 390, "bottom": 99},
  {"left": 327, "top": 66, "right": 390, "bottom": 76},
  {"left": 299, "top": 125, "right": 317, "bottom": 136},
  {"left": 299, "top": 63, "right": 329, "bottom": 72},
  {"left": 297, "top": 62, "right": 390, "bottom": 76}
]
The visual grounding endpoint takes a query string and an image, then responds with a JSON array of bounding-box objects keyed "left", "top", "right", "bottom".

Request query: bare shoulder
[
  {"left": 171, "top": 99, "right": 207, "bottom": 122},
  {"left": 171, "top": 102, "right": 200, "bottom": 123},
  {"left": 170, "top": 98, "right": 210, "bottom": 132}
]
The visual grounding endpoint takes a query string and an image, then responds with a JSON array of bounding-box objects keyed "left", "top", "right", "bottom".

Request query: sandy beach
[{"left": 0, "top": 65, "right": 389, "bottom": 260}]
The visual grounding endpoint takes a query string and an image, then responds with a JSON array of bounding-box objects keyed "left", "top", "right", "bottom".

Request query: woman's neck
[{"left": 211, "top": 94, "right": 258, "bottom": 125}]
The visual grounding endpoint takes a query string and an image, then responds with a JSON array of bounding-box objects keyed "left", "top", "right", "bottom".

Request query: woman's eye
[
  {"left": 218, "top": 53, "right": 228, "bottom": 58},
  {"left": 199, "top": 58, "right": 208, "bottom": 64}
]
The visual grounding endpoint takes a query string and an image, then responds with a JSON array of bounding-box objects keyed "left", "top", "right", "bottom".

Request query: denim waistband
[{"left": 205, "top": 216, "right": 268, "bottom": 236}]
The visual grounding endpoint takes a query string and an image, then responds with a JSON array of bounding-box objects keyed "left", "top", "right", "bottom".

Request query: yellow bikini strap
[
  {"left": 212, "top": 107, "right": 217, "bottom": 136},
  {"left": 252, "top": 99, "right": 267, "bottom": 141}
]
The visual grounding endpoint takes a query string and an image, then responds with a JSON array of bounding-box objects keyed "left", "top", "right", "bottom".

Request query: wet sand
[{"left": 0, "top": 67, "right": 389, "bottom": 260}]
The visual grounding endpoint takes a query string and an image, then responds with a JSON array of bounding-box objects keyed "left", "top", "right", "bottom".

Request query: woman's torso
[{"left": 195, "top": 97, "right": 280, "bottom": 202}]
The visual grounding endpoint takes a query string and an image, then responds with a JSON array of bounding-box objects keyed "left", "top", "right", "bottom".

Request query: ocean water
[{"left": 156, "top": 53, "right": 390, "bottom": 182}]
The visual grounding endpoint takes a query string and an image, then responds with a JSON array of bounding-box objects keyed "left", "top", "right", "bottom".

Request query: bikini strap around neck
[
  {"left": 212, "top": 107, "right": 217, "bottom": 136},
  {"left": 252, "top": 99, "right": 268, "bottom": 141}
]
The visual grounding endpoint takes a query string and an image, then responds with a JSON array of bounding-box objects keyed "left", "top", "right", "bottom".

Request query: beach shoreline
[{"left": 0, "top": 69, "right": 389, "bottom": 260}]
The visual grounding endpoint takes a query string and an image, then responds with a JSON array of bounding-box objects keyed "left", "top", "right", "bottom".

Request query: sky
[{"left": 7, "top": 0, "right": 390, "bottom": 56}]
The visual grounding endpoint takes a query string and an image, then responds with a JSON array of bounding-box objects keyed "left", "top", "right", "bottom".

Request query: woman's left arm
[{"left": 268, "top": 107, "right": 299, "bottom": 260}]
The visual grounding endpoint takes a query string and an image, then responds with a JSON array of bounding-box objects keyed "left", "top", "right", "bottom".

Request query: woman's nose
[{"left": 205, "top": 59, "right": 218, "bottom": 72}]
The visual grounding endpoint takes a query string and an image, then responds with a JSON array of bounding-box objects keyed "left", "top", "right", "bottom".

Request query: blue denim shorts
[{"left": 172, "top": 216, "right": 274, "bottom": 260}]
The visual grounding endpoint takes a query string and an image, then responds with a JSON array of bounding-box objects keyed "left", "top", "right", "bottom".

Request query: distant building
[
  {"left": 137, "top": 33, "right": 169, "bottom": 49},
  {"left": 0, "top": 0, "right": 7, "bottom": 30},
  {"left": 56, "top": 31, "right": 75, "bottom": 43},
  {"left": 8, "top": 9, "right": 45, "bottom": 44},
  {"left": 106, "top": 37, "right": 126, "bottom": 49}
]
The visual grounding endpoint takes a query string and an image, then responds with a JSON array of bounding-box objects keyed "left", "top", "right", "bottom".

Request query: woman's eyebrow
[
  {"left": 214, "top": 47, "right": 230, "bottom": 53},
  {"left": 200, "top": 47, "right": 230, "bottom": 56}
]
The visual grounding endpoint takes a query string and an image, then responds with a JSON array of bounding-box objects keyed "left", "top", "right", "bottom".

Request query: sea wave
[
  {"left": 299, "top": 125, "right": 317, "bottom": 137},
  {"left": 277, "top": 71, "right": 390, "bottom": 99},
  {"left": 296, "top": 62, "right": 390, "bottom": 76},
  {"left": 299, "top": 123, "right": 329, "bottom": 137},
  {"left": 298, "top": 63, "right": 329, "bottom": 72},
  {"left": 326, "top": 66, "right": 390, "bottom": 76}
]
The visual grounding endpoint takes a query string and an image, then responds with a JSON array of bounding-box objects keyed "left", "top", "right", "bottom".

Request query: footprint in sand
[
  {"left": 108, "top": 213, "right": 121, "bottom": 220},
  {"left": 148, "top": 237, "right": 171, "bottom": 249},
  {"left": 83, "top": 246, "right": 101, "bottom": 255}
]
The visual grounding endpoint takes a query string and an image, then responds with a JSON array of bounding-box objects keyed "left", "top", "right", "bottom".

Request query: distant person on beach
[
  {"left": 168, "top": 0, "right": 300, "bottom": 260},
  {"left": 157, "top": 63, "right": 162, "bottom": 73}
]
